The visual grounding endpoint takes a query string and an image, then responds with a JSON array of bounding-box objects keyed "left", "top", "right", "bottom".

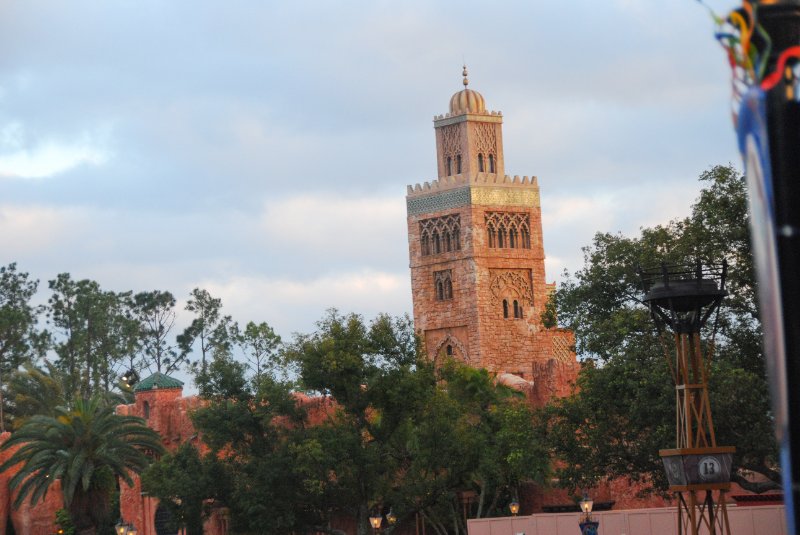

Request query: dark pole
[{"left": 737, "top": 2, "right": 800, "bottom": 533}]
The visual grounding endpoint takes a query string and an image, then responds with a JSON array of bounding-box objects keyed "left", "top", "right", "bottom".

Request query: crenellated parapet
[
  {"left": 407, "top": 173, "right": 538, "bottom": 196},
  {"left": 433, "top": 110, "right": 502, "bottom": 121},
  {"left": 406, "top": 174, "right": 540, "bottom": 216}
]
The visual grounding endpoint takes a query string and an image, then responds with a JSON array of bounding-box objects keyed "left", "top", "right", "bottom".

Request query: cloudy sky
[{"left": 1, "top": 0, "right": 742, "bottom": 345}]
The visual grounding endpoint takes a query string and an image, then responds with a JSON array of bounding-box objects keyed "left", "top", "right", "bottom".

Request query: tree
[
  {"left": 133, "top": 290, "right": 183, "bottom": 374},
  {"left": 141, "top": 443, "right": 227, "bottom": 535},
  {"left": 0, "top": 263, "right": 46, "bottom": 432},
  {"left": 182, "top": 310, "right": 549, "bottom": 535},
  {"left": 190, "top": 358, "right": 314, "bottom": 535},
  {"left": 541, "top": 164, "right": 778, "bottom": 494},
  {"left": 47, "top": 275, "right": 139, "bottom": 401},
  {"left": 178, "top": 288, "right": 236, "bottom": 374},
  {"left": 285, "top": 311, "right": 424, "bottom": 535},
  {"left": 287, "top": 311, "right": 546, "bottom": 535},
  {"left": 0, "top": 396, "right": 164, "bottom": 535},
  {"left": 5, "top": 361, "right": 70, "bottom": 430},
  {"left": 238, "top": 321, "right": 282, "bottom": 382},
  {"left": 392, "top": 360, "right": 548, "bottom": 534}
]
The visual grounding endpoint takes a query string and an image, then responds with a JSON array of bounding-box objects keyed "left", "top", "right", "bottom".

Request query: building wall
[
  {"left": 0, "top": 435, "right": 63, "bottom": 535},
  {"left": 467, "top": 505, "right": 788, "bottom": 535},
  {"left": 407, "top": 87, "right": 580, "bottom": 400}
]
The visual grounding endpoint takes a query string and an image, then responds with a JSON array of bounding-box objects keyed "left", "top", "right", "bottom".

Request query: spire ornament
[{"left": 462, "top": 64, "right": 469, "bottom": 88}]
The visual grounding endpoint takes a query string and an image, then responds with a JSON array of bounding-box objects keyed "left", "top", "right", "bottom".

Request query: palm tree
[
  {"left": 4, "top": 361, "right": 134, "bottom": 430},
  {"left": 0, "top": 396, "right": 164, "bottom": 535}
]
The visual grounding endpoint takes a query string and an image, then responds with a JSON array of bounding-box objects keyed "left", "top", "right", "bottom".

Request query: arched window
[
  {"left": 421, "top": 232, "right": 430, "bottom": 256},
  {"left": 143, "top": 401, "right": 150, "bottom": 419},
  {"left": 509, "top": 227, "right": 518, "bottom": 248},
  {"left": 445, "top": 232, "right": 452, "bottom": 252},
  {"left": 456, "top": 155, "right": 462, "bottom": 174},
  {"left": 433, "top": 231, "right": 441, "bottom": 254},
  {"left": 521, "top": 227, "right": 530, "bottom": 249},
  {"left": 446, "top": 344, "right": 453, "bottom": 356},
  {"left": 497, "top": 225, "right": 506, "bottom": 248},
  {"left": 513, "top": 300, "right": 522, "bottom": 319},
  {"left": 454, "top": 228, "right": 461, "bottom": 250},
  {"left": 489, "top": 154, "right": 495, "bottom": 173},
  {"left": 446, "top": 156, "right": 452, "bottom": 176},
  {"left": 434, "top": 270, "right": 453, "bottom": 301},
  {"left": 488, "top": 226, "right": 496, "bottom": 248},
  {"left": 503, "top": 299, "right": 509, "bottom": 318},
  {"left": 478, "top": 154, "right": 484, "bottom": 172}
]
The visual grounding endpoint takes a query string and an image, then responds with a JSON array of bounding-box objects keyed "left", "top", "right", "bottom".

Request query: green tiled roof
[{"left": 134, "top": 372, "right": 185, "bottom": 392}]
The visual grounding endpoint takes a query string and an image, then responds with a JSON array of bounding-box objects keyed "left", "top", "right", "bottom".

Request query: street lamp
[
  {"left": 579, "top": 492, "right": 593, "bottom": 521},
  {"left": 369, "top": 512, "right": 383, "bottom": 533},
  {"left": 121, "top": 368, "right": 139, "bottom": 389},
  {"left": 115, "top": 521, "right": 137, "bottom": 535},
  {"left": 386, "top": 509, "right": 397, "bottom": 525},
  {"left": 578, "top": 492, "right": 598, "bottom": 535},
  {"left": 115, "top": 521, "right": 127, "bottom": 535},
  {"left": 509, "top": 499, "right": 520, "bottom": 516}
]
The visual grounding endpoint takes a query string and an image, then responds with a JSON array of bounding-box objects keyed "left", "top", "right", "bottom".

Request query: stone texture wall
[
  {"left": 116, "top": 387, "right": 220, "bottom": 535},
  {"left": 0, "top": 431, "right": 64, "bottom": 535},
  {"left": 408, "top": 93, "right": 580, "bottom": 406},
  {"left": 407, "top": 174, "right": 580, "bottom": 405}
]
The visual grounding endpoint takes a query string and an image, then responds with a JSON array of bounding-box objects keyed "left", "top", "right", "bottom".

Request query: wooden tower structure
[{"left": 639, "top": 260, "right": 734, "bottom": 535}]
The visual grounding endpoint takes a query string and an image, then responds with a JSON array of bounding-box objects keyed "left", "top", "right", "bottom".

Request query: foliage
[
  {"left": 392, "top": 360, "right": 548, "bottom": 534},
  {"left": 6, "top": 361, "right": 69, "bottom": 429},
  {"left": 542, "top": 165, "right": 778, "bottom": 494},
  {"left": 133, "top": 291, "right": 183, "bottom": 375},
  {"left": 0, "top": 263, "right": 46, "bottom": 432},
  {"left": 238, "top": 321, "right": 282, "bottom": 382},
  {"left": 0, "top": 396, "right": 164, "bottom": 535},
  {"left": 178, "top": 288, "right": 236, "bottom": 374},
  {"left": 188, "top": 310, "right": 547, "bottom": 535},
  {"left": 190, "top": 360, "right": 310, "bottom": 535},
  {"left": 55, "top": 508, "right": 76, "bottom": 535},
  {"left": 141, "top": 443, "right": 227, "bottom": 535},
  {"left": 47, "top": 274, "right": 139, "bottom": 402}
]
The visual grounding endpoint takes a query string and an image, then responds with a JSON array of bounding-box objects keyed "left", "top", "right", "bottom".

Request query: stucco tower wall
[
  {"left": 407, "top": 73, "right": 578, "bottom": 397},
  {"left": 407, "top": 176, "right": 549, "bottom": 377}
]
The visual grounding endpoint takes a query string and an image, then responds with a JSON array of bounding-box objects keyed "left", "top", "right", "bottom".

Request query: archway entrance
[{"left": 154, "top": 504, "right": 178, "bottom": 535}]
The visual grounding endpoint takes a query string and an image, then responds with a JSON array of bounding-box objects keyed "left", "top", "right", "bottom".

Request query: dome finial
[{"left": 462, "top": 64, "right": 469, "bottom": 88}]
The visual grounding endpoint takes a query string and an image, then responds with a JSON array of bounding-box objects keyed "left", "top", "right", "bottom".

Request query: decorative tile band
[
  {"left": 407, "top": 187, "right": 471, "bottom": 215},
  {"left": 470, "top": 187, "right": 540, "bottom": 207},
  {"left": 407, "top": 186, "right": 540, "bottom": 215}
]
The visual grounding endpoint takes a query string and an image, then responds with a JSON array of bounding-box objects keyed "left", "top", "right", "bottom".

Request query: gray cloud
[{"left": 1, "top": 0, "right": 743, "bottom": 344}]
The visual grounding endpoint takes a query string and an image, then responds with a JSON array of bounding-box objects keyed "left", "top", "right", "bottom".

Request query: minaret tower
[{"left": 406, "top": 67, "right": 577, "bottom": 400}]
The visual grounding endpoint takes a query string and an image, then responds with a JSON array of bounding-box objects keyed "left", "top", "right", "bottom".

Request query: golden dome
[
  {"left": 449, "top": 88, "right": 486, "bottom": 114},
  {"left": 449, "top": 65, "right": 486, "bottom": 115}
]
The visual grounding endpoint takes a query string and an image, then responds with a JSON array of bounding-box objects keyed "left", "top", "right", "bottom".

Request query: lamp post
[
  {"left": 578, "top": 492, "right": 598, "bottom": 535},
  {"left": 509, "top": 499, "right": 520, "bottom": 516}
]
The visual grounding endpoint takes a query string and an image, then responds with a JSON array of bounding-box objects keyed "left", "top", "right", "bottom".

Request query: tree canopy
[
  {"left": 540, "top": 164, "right": 778, "bottom": 494},
  {"left": 166, "top": 310, "right": 547, "bottom": 535},
  {"left": 0, "top": 396, "right": 164, "bottom": 535}
]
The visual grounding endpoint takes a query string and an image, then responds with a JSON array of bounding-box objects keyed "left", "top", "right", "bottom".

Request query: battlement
[
  {"left": 433, "top": 110, "right": 503, "bottom": 120},
  {"left": 407, "top": 173, "right": 538, "bottom": 197}
]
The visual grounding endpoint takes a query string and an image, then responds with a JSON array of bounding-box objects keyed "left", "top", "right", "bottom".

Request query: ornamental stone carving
[{"left": 489, "top": 270, "right": 533, "bottom": 306}]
